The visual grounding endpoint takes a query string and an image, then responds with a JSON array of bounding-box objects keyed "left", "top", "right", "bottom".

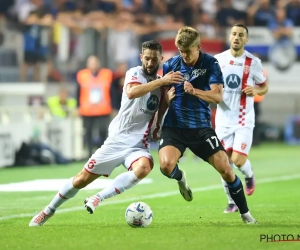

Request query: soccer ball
[{"left": 125, "top": 202, "right": 153, "bottom": 228}]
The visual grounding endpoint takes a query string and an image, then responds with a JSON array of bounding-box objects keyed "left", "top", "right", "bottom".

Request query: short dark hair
[
  {"left": 142, "top": 40, "right": 162, "bottom": 54},
  {"left": 232, "top": 23, "right": 249, "bottom": 36}
]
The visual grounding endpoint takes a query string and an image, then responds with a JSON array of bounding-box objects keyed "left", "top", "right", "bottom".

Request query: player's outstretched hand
[
  {"left": 161, "top": 71, "right": 184, "bottom": 85},
  {"left": 165, "top": 86, "right": 175, "bottom": 105},
  {"left": 242, "top": 85, "right": 257, "bottom": 96},
  {"left": 184, "top": 81, "right": 195, "bottom": 95}
]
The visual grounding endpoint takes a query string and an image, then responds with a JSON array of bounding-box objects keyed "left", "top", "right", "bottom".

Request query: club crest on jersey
[
  {"left": 147, "top": 95, "right": 159, "bottom": 111},
  {"left": 244, "top": 65, "right": 250, "bottom": 74},
  {"left": 131, "top": 71, "right": 138, "bottom": 80},
  {"left": 241, "top": 142, "right": 247, "bottom": 150},
  {"left": 183, "top": 73, "right": 190, "bottom": 81},
  {"left": 225, "top": 74, "right": 241, "bottom": 89}
]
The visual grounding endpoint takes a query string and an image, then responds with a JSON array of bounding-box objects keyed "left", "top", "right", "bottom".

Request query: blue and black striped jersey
[{"left": 163, "top": 52, "right": 224, "bottom": 128}]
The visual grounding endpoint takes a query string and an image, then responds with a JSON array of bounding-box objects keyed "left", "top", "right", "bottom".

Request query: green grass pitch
[{"left": 0, "top": 143, "right": 299, "bottom": 250}]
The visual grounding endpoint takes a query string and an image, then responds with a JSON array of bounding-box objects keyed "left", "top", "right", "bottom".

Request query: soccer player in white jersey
[
  {"left": 29, "top": 40, "right": 184, "bottom": 226},
  {"left": 214, "top": 24, "right": 268, "bottom": 213}
]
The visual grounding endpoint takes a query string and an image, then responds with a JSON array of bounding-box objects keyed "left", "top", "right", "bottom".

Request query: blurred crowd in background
[
  {"left": 0, "top": 0, "right": 299, "bottom": 83},
  {"left": 0, "top": 0, "right": 299, "bottom": 164}
]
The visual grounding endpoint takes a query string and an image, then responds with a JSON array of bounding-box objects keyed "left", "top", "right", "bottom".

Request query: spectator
[
  {"left": 76, "top": 55, "right": 113, "bottom": 156},
  {"left": 285, "top": 0, "right": 300, "bottom": 26},
  {"left": 20, "top": 11, "right": 42, "bottom": 82},
  {"left": 267, "top": 7, "right": 296, "bottom": 70},
  {"left": 215, "top": 0, "right": 247, "bottom": 37},
  {"left": 199, "top": 0, "right": 217, "bottom": 19},
  {"left": 268, "top": 7, "right": 293, "bottom": 42},
  {"left": 47, "top": 87, "right": 77, "bottom": 119},
  {"left": 195, "top": 11, "right": 217, "bottom": 39},
  {"left": 107, "top": 11, "right": 141, "bottom": 69},
  {"left": 247, "top": 0, "right": 274, "bottom": 26},
  {"left": 14, "top": 0, "right": 43, "bottom": 23}
]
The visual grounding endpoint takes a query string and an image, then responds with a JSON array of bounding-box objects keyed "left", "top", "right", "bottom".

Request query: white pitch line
[{"left": 1, "top": 173, "right": 300, "bottom": 221}]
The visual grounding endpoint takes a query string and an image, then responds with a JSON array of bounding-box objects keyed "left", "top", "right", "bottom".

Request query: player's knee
[
  {"left": 132, "top": 158, "right": 153, "bottom": 179},
  {"left": 159, "top": 158, "right": 177, "bottom": 175},
  {"left": 134, "top": 164, "right": 152, "bottom": 179},
  {"left": 231, "top": 154, "right": 247, "bottom": 168}
]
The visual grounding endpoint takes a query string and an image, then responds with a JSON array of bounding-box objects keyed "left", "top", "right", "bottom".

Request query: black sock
[
  {"left": 226, "top": 175, "right": 249, "bottom": 214},
  {"left": 160, "top": 164, "right": 183, "bottom": 181}
]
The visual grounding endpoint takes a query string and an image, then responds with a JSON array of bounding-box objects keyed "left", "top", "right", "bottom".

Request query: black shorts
[
  {"left": 158, "top": 127, "right": 225, "bottom": 162},
  {"left": 24, "top": 52, "right": 39, "bottom": 64}
]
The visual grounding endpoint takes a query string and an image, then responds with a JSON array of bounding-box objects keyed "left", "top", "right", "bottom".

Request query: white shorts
[
  {"left": 215, "top": 126, "right": 253, "bottom": 156},
  {"left": 84, "top": 137, "right": 153, "bottom": 176}
]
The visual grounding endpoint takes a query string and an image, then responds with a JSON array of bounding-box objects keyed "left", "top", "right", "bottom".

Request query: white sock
[
  {"left": 46, "top": 177, "right": 79, "bottom": 213},
  {"left": 96, "top": 171, "right": 140, "bottom": 200},
  {"left": 236, "top": 159, "right": 253, "bottom": 178},
  {"left": 221, "top": 177, "right": 235, "bottom": 204}
]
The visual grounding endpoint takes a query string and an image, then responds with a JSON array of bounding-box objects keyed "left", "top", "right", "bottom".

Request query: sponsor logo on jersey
[
  {"left": 225, "top": 74, "right": 241, "bottom": 89},
  {"left": 191, "top": 69, "right": 206, "bottom": 78},
  {"left": 147, "top": 95, "right": 159, "bottom": 111},
  {"left": 140, "top": 95, "right": 159, "bottom": 115},
  {"left": 229, "top": 60, "right": 243, "bottom": 66}
]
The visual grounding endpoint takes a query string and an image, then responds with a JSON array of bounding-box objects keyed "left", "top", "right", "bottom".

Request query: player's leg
[
  {"left": 208, "top": 150, "right": 256, "bottom": 223},
  {"left": 29, "top": 138, "right": 120, "bottom": 226},
  {"left": 191, "top": 128, "right": 256, "bottom": 223},
  {"left": 215, "top": 126, "right": 238, "bottom": 213},
  {"left": 232, "top": 127, "right": 255, "bottom": 195},
  {"left": 85, "top": 149, "right": 153, "bottom": 214},
  {"left": 29, "top": 167, "right": 100, "bottom": 226},
  {"left": 158, "top": 128, "right": 192, "bottom": 201}
]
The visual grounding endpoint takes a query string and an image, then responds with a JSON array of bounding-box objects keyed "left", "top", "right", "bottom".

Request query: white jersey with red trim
[
  {"left": 214, "top": 50, "right": 266, "bottom": 128},
  {"left": 108, "top": 66, "right": 162, "bottom": 148}
]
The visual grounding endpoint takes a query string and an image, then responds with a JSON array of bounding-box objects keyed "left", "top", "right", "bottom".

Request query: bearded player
[{"left": 29, "top": 40, "right": 184, "bottom": 226}]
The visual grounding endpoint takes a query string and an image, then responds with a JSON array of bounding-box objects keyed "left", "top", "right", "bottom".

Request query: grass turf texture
[{"left": 0, "top": 143, "right": 299, "bottom": 250}]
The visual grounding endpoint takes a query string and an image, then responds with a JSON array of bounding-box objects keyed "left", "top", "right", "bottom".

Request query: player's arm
[
  {"left": 184, "top": 82, "right": 223, "bottom": 103},
  {"left": 152, "top": 87, "right": 175, "bottom": 140},
  {"left": 183, "top": 59, "right": 224, "bottom": 103},
  {"left": 155, "top": 62, "right": 176, "bottom": 125},
  {"left": 255, "top": 82, "right": 268, "bottom": 96},
  {"left": 126, "top": 79, "right": 164, "bottom": 99},
  {"left": 126, "top": 72, "right": 183, "bottom": 99},
  {"left": 243, "top": 59, "right": 268, "bottom": 97},
  {"left": 155, "top": 87, "right": 174, "bottom": 125},
  {"left": 243, "top": 83, "right": 268, "bottom": 96}
]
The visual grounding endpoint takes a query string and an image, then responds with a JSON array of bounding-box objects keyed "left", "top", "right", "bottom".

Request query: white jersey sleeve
[
  {"left": 124, "top": 67, "right": 145, "bottom": 86},
  {"left": 252, "top": 59, "right": 266, "bottom": 85}
]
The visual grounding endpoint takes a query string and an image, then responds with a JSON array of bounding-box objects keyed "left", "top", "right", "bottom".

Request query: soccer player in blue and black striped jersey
[{"left": 154, "top": 27, "right": 257, "bottom": 224}]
